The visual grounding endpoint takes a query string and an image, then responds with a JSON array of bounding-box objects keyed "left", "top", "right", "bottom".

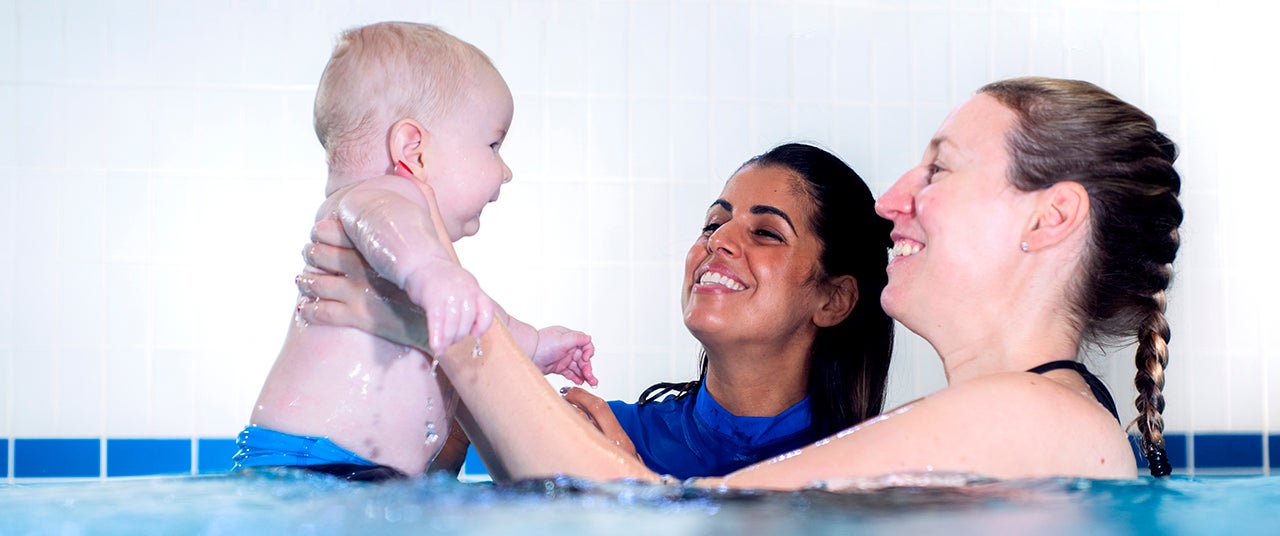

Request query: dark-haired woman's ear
[{"left": 814, "top": 275, "right": 858, "bottom": 328}]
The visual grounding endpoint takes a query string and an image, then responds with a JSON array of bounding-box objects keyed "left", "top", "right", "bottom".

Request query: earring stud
[{"left": 1020, "top": 241, "right": 1030, "bottom": 253}]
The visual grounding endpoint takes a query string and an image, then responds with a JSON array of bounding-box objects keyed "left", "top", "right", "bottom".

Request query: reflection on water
[{"left": 0, "top": 470, "right": 1274, "bottom": 535}]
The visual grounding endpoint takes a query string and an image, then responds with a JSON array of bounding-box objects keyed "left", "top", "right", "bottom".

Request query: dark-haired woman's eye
[
  {"left": 701, "top": 222, "right": 721, "bottom": 235},
  {"left": 755, "top": 229, "right": 783, "bottom": 241}
]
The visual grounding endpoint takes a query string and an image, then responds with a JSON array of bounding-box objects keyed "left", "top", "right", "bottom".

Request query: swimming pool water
[{"left": 1, "top": 471, "right": 1275, "bottom": 535}]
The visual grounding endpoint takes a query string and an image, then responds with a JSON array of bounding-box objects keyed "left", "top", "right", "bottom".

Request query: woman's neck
[
  {"left": 702, "top": 343, "right": 810, "bottom": 417},
  {"left": 934, "top": 292, "right": 1084, "bottom": 385}
]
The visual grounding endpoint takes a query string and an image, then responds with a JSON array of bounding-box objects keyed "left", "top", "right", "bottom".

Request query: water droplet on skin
[
  {"left": 425, "top": 397, "right": 434, "bottom": 412},
  {"left": 425, "top": 422, "right": 439, "bottom": 444},
  {"left": 428, "top": 358, "right": 439, "bottom": 378},
  {"left": 471, "top": 342, "right": 484, "bottom": 359}
]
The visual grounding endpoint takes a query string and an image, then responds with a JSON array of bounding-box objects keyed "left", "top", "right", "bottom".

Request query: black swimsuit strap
[{"left": 1026, "top": 360, "right": 1121, "bottom": 423}]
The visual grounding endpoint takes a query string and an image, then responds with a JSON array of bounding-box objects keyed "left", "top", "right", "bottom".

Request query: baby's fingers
[
  {"left": 562, "top": 356, "right": 586, "bottom": 384},
  {"left": 468, "top": 294, "right": 496, "bottom": 339},
  {"left": 426, "top": 309, "right": 445, "bottom": 357},
  {"left": 439, "top": 296, "right": 465, "bottom": 356},
  {"left": 581, "top": 359, "right": 599, "bottom": 387}
]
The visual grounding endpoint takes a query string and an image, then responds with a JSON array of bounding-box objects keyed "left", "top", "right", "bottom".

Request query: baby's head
[{"left": 315, "top": 22, "right": 514, "bottom": 241}]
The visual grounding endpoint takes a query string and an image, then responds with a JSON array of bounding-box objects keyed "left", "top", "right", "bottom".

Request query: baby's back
[{"left": 251, "top": 178, "right": 453, "bottom": 476}]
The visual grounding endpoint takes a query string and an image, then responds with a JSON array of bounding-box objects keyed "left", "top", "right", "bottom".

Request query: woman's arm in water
[{"left": 432, "top": 323, "right": 659, "bottom": 483}]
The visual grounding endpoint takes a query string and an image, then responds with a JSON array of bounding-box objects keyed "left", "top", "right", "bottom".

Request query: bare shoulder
[
  {"left": 937, "top": 372, "right": 1121, "bottom": 429},
  {"left": 719, "top": 371, "right": 1136, "bottom": 489},
  {"left": 344, "top": 175, "right": 428, "bottom": 202},
  {"left": 316, "top": 175, "right": 429, "bottom": 220},
  {"left": 919, "top": 372, "right": 1137, "bottom": 478}
]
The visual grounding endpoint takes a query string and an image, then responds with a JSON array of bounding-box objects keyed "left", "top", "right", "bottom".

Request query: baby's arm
[
  {"left": 329, "top": 177, "right": 494, "bottom": 355},
  {"left": 501, "top": 309, "right": 598, "bottom": 387},
  {"left": 299, "top": 225, "right": 595, "bottom": 385}
]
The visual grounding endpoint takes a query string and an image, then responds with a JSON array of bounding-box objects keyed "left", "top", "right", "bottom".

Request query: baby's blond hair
[{"left": 314, "top": 22, "right": 494, "bottom": 175}]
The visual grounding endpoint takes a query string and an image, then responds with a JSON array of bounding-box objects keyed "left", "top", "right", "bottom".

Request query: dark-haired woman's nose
[{"left": 706, "top": 223, "right": 740, "bottom": 257}]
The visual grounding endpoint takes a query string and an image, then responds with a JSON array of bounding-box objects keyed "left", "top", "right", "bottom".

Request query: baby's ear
[{"left": 388, "top": 118, "right": 427, "bottom": 174}]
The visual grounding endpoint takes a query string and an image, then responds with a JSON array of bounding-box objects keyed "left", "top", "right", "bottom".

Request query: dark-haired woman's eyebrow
[
  {"left": 751, "top": 205, "right": 796, "bottom": 234},
  {"left": 709, "top": 199, "right": 732, "bottom": 214}
]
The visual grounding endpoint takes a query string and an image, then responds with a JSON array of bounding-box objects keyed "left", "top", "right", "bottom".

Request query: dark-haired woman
[{"left": 587, "top": 144, "right": 895, "bottom": 479}]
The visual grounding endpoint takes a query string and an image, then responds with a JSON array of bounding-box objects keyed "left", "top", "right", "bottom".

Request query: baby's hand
[
  {"left": 532, "top": 326, "right": 598, "bottom": 386},
  {"left": 406, "top": 258, "right": 497, "bottom": 357}
]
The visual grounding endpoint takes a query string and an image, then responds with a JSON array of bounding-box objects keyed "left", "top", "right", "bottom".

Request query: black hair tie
[{"left": 1145, "top": 448, "right": 1172, "bottom": 477}]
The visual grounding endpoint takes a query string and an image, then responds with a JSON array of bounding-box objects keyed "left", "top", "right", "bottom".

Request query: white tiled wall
[{"left": 2, "top": 0, "right": 1277, "bottom": 445}]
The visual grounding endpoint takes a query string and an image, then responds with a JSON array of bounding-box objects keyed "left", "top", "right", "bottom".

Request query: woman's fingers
[
  {"left": 311, "top": 217, "right": 353, "bottom": 248},
  {"left": 296, "top": 272, "right": 361, "bottom": 303},
  {"left": 561, "top": 387, "right": 636, "bottom": 456},
  {"left": 303, "top": 241, "right": 375, "bottom": 278},
  {"left": 296, "top": 298, "right": 360, "bottom": 331}
]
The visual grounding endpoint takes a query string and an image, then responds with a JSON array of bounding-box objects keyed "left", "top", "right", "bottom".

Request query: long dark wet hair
[{"left": 638, "top": 143, "right": 895, "bottom": 440}]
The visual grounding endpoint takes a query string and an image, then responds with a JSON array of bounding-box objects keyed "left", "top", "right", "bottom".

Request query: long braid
[
  {"left": 1133, "top": 290, "right": 1172, "bottom": 476},
  {"left": 981, "top": 77, "right": 1183, "bottom": 477}
]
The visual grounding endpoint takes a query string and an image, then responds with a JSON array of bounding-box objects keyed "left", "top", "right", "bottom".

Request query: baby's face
[{"left": 421, "top": 64, "right": 515, "bottom": 241}]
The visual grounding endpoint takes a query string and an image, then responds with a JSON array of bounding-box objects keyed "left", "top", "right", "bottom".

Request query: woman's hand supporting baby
[
  {"left": 297, "top": 218, "right": 598, "bottom": 386},
  {"left": 560, "top": 387, "right": 638, "bottom": 460}
]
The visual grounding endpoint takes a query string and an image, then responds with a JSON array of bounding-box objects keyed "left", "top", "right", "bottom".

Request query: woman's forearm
[{"left": 435, "top": 321, "right": 659, "bottom": 483}]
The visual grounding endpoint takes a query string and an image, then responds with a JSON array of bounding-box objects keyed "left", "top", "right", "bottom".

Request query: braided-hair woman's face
[{"left": 875, "top": 94, "right": 1032, "bottom": 339}]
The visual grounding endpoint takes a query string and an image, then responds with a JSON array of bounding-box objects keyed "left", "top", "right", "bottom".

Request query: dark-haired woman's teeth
[{"left": 699, "top": 271, "right": 745, "bottom": 290}]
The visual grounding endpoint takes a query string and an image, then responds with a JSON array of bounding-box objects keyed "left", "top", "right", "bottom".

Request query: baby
[{"left": 236, "top": 22, "right": 595, "bottom": 479}]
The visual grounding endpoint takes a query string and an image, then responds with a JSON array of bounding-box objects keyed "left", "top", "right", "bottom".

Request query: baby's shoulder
[
  {"left": 340, "top": 175, "right": 426, "bottom": 199},
  {"left": 317, "top": 175, "right": 428, "bottom": 216}
]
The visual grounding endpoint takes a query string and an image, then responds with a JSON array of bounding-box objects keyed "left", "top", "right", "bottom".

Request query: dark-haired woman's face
[{"left": 682, "top": 164, "right": 828, "bottom": 351}]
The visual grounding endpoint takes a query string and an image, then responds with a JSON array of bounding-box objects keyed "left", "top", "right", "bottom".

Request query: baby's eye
[{"left": 490, "top": 141, "right": 502, "bottom": 152}]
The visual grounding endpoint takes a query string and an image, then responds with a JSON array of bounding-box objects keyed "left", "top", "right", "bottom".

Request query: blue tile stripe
[
  {"left": 107, "top": 439, "right": 191, "bottom": 477},
  {"left": 198, "top": 438, "right": 239, "bottom": 474},
  {"left": 15, "top": 439, "right": 100, "bottom": 478},
  {"left": 1196, "top": 434, "right": 1263, "bottom": 469},
  {"left": 2, "top": 433, "right": 1274, "bottom": 478},
  {"left": 1272, "top": 435, "right": 1280, "bottom": 471}
]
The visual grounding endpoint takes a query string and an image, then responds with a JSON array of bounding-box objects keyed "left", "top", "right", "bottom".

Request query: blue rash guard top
[{"left": 607, "top": 383, "right": 818, "bottom": 479}]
